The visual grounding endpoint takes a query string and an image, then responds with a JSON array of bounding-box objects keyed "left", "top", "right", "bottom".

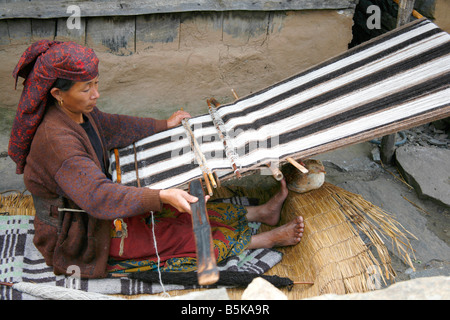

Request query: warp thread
[{"left": 150, "top": 210, "right": 170, "bottom": 297}]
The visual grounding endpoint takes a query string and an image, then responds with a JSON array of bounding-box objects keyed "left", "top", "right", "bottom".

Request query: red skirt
[{"left": 108, "top": 203, "right": 251, "bottom": 272}]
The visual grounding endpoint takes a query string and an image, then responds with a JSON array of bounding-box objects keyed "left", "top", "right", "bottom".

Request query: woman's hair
[
  {"left": 53, "top": 78, "right": 75, "bottom": 91},
  {"left": 48, "top": 78, "right": 75, "bottom": 104}
]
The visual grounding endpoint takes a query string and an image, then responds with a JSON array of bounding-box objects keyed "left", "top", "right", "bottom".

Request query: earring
[{"left": 58, "top": 99, "right": 64, "bottom": 107}]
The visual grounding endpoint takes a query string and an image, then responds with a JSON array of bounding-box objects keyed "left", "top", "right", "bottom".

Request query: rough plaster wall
[
  {"left": 435, "top": 0, "right": 450, "bottom": 33},
  {"left": 0, "top": 10, "right": 354, "bottom": 121},
  {"left": 97, "top": 10, "right": 354, "bottom": 119}
]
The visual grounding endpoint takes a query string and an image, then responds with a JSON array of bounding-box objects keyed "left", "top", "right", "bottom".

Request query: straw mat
[
  {"left": 236, "top": 182, "right": 414, "bottom": 299},
  {"left": 0, "top": 190, "right": 35, "bottom": 217}
]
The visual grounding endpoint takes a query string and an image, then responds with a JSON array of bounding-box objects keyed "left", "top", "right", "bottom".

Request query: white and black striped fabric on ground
[
  {"left": 110, "top": 19, "right": 450, "bottom": 190},
  {"left": 0, "top": 213, "right": 281, "bottom": 299}
]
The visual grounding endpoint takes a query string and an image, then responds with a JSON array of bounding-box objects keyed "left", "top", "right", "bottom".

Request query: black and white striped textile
[
  {"left": 111, "top": 19, "right": 450, "bottom": 190},
  {"left": 0, "top": 215, "right": 279, "bottom": 299}
]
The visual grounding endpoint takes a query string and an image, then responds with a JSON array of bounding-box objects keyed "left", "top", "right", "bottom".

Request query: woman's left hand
[
  {"left": 167, "top": 110, "right": 191, "bottom": 129},
  {"left": 160, "top": 188, "right": 210, "bottom": 214}
]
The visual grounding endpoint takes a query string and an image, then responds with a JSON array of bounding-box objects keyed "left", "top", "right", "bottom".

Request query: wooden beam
[
  {"left": 31, "top": 19, "right": 56, "bottom": 42},
  {"left": 0, "top": 0, "right": 359, "bottom": 20},
  {"left": 396, "top": 0, "right": 416, "bottom": 27},
  {"left": 188, "top": 178, "right": 219, "bottom": 286}
]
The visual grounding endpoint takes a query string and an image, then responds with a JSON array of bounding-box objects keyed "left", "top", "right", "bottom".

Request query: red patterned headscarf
[{"left": 9, "top": 40, "right": 99, "bottom": 174}]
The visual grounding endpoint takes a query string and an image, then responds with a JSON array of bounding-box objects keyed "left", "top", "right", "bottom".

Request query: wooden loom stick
[
  {"left": 229, "top": 89, "right": 283, "bottom": 181},
  {"left": 266, "top": 162, "right": 284, "bottom": 181},
  {"left": 0, "top": 282, "right": 14, "bottom": 287},
  {"left": 392, "top": 0, "right": 424, "bottom": 19},
  {"left": 189, "top": 179, "right": 219, "bottom": 286},
  {"left": 203, "top": 172, "right": 213, "bottom": 197},
  {"left": 231, "top": 88, "right": 239, "bottom": 100},
  {"left": 182, "top": 118, "right": 217, "bottom": 191},
  {"left": 180, "top": 112, "right": 214, "bottom": 194},
  {"left": 133, "top": 143, "right": 141, "bottom": 188},
  {"left": 113, "top": 149, "right": 122, "bottom": 184},
  {"left": 286, "top": 157, "right": 309, "bottom": 174},
  {"left": 208, "top": 98, "right": 242, "bottom": 179}
]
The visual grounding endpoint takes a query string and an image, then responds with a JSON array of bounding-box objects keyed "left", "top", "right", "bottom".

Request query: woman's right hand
[{"left": 159, "top": 189, "right": 200, "bottom": 214}]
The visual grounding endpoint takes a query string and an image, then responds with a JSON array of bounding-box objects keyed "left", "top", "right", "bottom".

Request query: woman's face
[{"left": 52, "top": 76, "right": 100, "bottom": 123}]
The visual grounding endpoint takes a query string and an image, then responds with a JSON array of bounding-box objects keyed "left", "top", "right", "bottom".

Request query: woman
[{"left": 9, "top": 40, "right": 304, "bottom": 278}]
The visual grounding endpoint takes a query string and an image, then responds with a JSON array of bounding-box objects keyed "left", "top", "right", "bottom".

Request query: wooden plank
[
  {"left": 31, "top": 19, "right": 56, "bottom": 41},
  {"left": 7, "top": 18, "right": 31, "bottom": 44},
  {"left": 0, "top": 20, "right": 9, "bottom": 45},
  {"left": 86, "top": 16, "right": 135, "bottom": 55},
  {"left": 0, "top": 0, "right": 359, "bottom": 19},
  {"left": 136, "top": 13, "right": 180, "bottom": 51},
  {"left": 396, "top": 0, "right": 416, "bottom": 26},
  {"left": 223, "top": 11, "right": 269, "bottom": 46},
  {"left": 55, "top": 17, "right": 85, "bottom": 44}
]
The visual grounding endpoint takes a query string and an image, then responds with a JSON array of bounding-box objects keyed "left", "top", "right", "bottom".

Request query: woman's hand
[
  {"left": 166, "top": 110, "right": 191, "bottom": 129},
  {"left": 160, "top": 188, "right": 210, "bottom": 214}
]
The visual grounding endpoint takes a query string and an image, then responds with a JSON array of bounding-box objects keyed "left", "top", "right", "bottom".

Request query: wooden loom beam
[{"left": 188, "top": 179, "right": 219, "bottom": 286}]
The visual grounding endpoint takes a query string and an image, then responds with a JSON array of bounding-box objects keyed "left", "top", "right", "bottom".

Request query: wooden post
[
  {"left": 380, "top": 0, "right": 416, "bottom": 164},
  {"left": 396, "top": 0, "right": 416, "bottom": 27}
]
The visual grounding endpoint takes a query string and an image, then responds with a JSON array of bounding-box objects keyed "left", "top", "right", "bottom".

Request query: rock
[
  {"left": 407, "top": 260, "right": 450, "bottom": 280},
  {"left": 371, "top": 147, "right": 381, "bottom": 163},
  {"left": 395, "top": 145, "right": 450, "bottom": 207},
  {"left": 241, "top": 277, "right": 288, "bottom": 300},
  {"left": 305, "top": 276, "right": 449, "bottom": 300},
  {"left": 427, "top": 138, "right": 448, "bottom": 147}
]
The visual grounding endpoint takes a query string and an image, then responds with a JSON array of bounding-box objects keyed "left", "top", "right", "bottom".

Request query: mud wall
[{"left": 0, "top": 5, "right": 356, "bottom": 120}]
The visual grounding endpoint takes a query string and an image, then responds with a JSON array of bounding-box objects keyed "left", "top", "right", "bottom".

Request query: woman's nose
[{"left": 91, "top": 87, "right": 100, "bottom": 99}]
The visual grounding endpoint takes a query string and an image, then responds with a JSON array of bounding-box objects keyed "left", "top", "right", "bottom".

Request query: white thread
[
  {"left": 57, "top": 208, "right": 86, "bottom": 213},
  {"left": 13, "top": 282, "right": 122, "bottom": 300},
  {"left": 150, "top": 210, "right": 170, "bottom": 297}
]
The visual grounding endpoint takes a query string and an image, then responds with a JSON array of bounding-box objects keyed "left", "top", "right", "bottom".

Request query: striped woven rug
[{"left": 111, "top": 19, "right": 450, "bottom": 190}]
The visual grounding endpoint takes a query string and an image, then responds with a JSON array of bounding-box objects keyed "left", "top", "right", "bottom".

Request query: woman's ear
[{"left": 50, "top": 87, "right": 63, "bottom": 102}]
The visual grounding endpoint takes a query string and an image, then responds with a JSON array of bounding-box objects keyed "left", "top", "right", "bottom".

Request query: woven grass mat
[
  {"left": 1, "top": 183, "right": 415, "bottom": 300},
  {"left": 0, "top": 190, "right": 35, "bottom": 216}
]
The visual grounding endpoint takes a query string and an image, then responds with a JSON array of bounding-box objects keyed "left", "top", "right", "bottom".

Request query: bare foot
[
  {"left": 246, "top": 179, "right": 289, "bottom": 226},
  {"left": 248, "top": 216, "right": 304, "bottom": 249}
]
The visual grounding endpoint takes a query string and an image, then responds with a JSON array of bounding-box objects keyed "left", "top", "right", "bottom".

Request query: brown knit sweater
[{"left": 24, "top": 104, "right": 168, "bottom": 278}]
